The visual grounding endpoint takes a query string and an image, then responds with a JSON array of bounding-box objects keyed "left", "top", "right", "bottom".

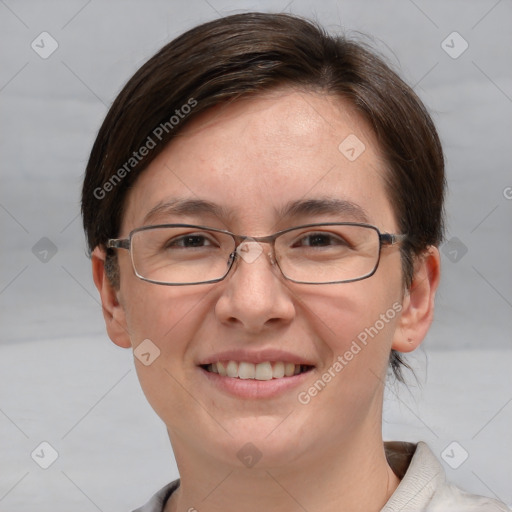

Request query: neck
[{"left": 165, "top": 424, "right": 399, "bottom": 512}]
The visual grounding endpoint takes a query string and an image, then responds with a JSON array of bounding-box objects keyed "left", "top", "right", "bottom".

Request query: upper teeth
[{"left": 207, "top": 361, "right": 303, "bottom": 380}]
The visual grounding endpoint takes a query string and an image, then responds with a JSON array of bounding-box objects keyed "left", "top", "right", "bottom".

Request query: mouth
[{"left": 200, "top": 361, "right": 314, "bottom": 380}]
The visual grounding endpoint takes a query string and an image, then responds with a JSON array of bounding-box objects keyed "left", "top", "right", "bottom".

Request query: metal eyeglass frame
[{"left": 107, "top": 222, "right": 407, "bottom": 286}]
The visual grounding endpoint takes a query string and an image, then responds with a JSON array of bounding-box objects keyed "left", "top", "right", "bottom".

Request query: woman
[{"left": 82, "top": 12, "right": 509, "bottom": 512}]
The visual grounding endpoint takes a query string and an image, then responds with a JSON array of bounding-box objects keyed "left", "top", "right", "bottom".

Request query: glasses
[{"left": 107, "top": 223, "right": 406, "bottom": 286}]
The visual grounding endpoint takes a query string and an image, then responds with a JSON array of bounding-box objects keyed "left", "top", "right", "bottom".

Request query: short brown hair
[{"left": 82, "top": 12, "right": 445, "bottom": 380}]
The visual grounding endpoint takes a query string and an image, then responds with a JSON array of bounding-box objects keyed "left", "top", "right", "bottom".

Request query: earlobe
[
  {"left": 392, "top": 247, "right": 441, "bottom": 353},
  {"left": 91, "top": 247, "right": 132, "bottom": 349}
]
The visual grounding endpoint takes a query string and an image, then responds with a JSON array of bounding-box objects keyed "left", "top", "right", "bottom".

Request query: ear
[
  {"left": 91, "top": 246, "right": 132, "bottom": 349},
  {"left": 392, "top": 246, "right": 441, "bottom": 353}
]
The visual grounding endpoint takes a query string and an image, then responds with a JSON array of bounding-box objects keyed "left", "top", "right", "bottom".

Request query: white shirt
[{"left": 132, "top": 442, "right": 510, "bottom": 512}]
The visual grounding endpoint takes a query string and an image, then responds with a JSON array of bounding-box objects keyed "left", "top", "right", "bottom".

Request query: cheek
[
  {"left": 294, "top": 286, "right": 401, "bottom": 430},
  {"left": 122, "top": 283, "right": 218, "bottom": 421},
  {"left": 122, "top": 282, "right": 213, "bottom": 350},
  {"left": 298, "top": 270, "right": 403, "bottom": 373},
  {"left": 117, "top": 248, "right": 204, "bottom": 342}
]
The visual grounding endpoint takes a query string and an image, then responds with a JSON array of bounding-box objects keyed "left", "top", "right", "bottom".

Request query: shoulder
[
  {"left": 383, "top": 441, "right": 510, "bottom": 512},
  {"left": 131, "top": 479, "right": 180, "bottom": 512}
]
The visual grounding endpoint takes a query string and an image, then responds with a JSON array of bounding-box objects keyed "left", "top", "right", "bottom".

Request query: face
[{"left": 108, "top": 89, "right": 409, "bottom": 469}]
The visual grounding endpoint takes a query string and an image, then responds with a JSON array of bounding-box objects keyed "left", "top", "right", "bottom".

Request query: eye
[
  {"left": 293, "top": 232, "right": 350, "bottom": 248},
  {"left": 165, "top": 233, "right": 218, "bottom": 249}
]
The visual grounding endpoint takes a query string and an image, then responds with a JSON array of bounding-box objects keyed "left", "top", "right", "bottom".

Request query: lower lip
[{"left": 199, "top": 366, "right": 314, "bottom": 399}]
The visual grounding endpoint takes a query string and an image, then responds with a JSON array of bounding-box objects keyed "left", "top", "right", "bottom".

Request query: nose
[{"left": 214, "top": 240, "right": 295, "bottom": 332}]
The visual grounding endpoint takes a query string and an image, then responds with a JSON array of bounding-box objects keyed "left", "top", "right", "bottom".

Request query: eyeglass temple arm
[
  {"left": 107, "top": 239, "right": 130, "bottom": 250},
  {"left": 380, "top": 233, "right": 407, "bottom": 246}
]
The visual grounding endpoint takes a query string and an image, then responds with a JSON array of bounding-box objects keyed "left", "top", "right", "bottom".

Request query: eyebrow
[
  {"left": 142, "top": 197, "right": 370, "bottom": 226},
  {"left": 142, "top": 198, "right": 229, "bottom": 225},
  {"left": 278, "top": 198, "right": 370, "bottom": 224}
]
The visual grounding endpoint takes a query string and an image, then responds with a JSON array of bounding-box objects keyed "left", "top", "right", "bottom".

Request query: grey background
[{"left": 1, "top": 0, "right": 511, "bottom": 511}]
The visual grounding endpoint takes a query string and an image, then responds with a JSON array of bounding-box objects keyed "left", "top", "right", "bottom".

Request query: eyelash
[{"left": 294, "top": 232, "right": 347, "bottom": 246}]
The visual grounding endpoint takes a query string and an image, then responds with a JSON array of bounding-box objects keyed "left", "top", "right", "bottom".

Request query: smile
[{"left": 202, "top": 361, "right": 314, "bottom": 380}]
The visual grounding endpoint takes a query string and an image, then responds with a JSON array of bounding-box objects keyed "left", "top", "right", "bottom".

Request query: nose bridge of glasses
[
  {"left": 235, "top": 235, "right": 276, "bottom": 265},
  {"left": 234, "top": 234, "right": 277, "bottom": 266}
]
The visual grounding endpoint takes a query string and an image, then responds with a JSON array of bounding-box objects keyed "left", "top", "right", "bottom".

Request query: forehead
[{"left": 122, "top": 88, "right": 395, "bottom": 233}]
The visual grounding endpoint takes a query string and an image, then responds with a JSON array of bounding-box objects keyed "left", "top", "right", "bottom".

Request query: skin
[{"left": 92, "top": 88, "right": 440, "bottom": 512}]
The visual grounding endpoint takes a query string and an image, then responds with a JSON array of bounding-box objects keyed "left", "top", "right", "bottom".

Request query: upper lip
[{"left": 197, "top": 349, "right": 315, "bottom": 366}]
